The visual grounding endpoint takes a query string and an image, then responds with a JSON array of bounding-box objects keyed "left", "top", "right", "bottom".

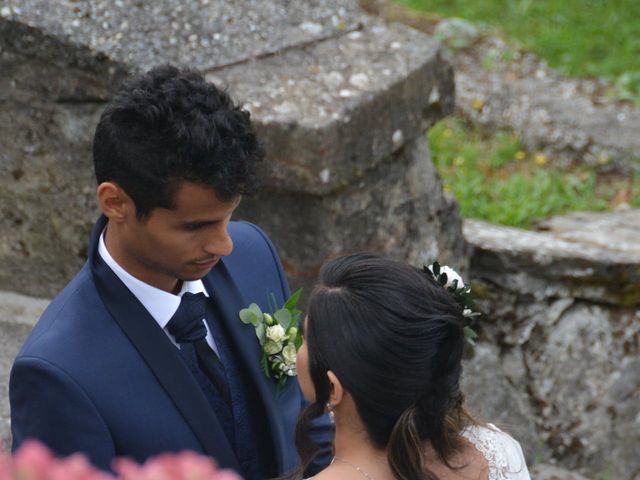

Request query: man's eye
[{"left": 184, "top": 223, "right": 206, "bottom": 231}]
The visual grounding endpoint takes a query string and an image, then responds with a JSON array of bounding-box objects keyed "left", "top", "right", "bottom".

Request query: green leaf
[
  {"left": 267, "top": 291, "right": 278, "bottom": 313},
  {"left": 274, "top": 308, "right": 292, "bottom": 330},
  {"left": 249, "top": 303, "right": 263, "bottom": 319},
  {"left": 284, "top": 288, "right": 303, "bottom": 311},
  {"left": 260, "top": 355, "right": 270, "bottom": 377},
  {"left": 463, "top": 325, "right": 479, "bottom": 345},
  {"left": 255, "top": 322, "right": 266, "bottom": 345},
  {"left": 239, "top": 304, "right": 261, "bottom": 326},
  {"left": 432, "top": 262, "right": 441, "bottom": 276}
]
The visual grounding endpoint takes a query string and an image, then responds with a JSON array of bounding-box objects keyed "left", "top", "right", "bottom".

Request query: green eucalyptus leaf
[
  {"left": 244, "top": 303, "right": 262, "bottom": 326},
  {"left": 274, "top": 308, "right": 292, "bottom": 330},
  {"left": 255, "top": 322, "right": 266, "bottom": 345},
  {"left": 239, "top": 308, "right": 255, "bottom": 325}
]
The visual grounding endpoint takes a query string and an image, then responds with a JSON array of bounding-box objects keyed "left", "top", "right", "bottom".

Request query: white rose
[
  {"left": 266, "top": 324, "right": 286, "bottom": 343},
  {"left": 264, "top": 340, "right": 283, "bottom": 355},
  {"left": 439, "top": 265, "right": 465, "bottom": 290},
  {"left": 282, "top": 343, "right": 297, "bottom": 364}
]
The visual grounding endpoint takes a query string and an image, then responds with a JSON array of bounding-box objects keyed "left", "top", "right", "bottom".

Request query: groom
[{"left": 9, "top": 65, "right": 331, "bottom": 478}]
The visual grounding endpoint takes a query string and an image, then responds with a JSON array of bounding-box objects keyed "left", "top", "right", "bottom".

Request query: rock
[
  {"left": 367, "top": 0, "right": 640, "bottom": 174},
  {"left": 451, "top": 36, "right": 640, "bottom": 174},
  {"left": 464, "top": 211, "right": 640, "bottom": 307},
  {"left": 525, "top": 303, "right": 639, "bottom": 478},
  {"left": 433, "top": 18, "right": 482, "bottom": 51},
  {"left": 464, "top": 212, "right": 640, "bottom": 479},
  {"left": 237, "top": 134, "right": 468, "bottom": 299},
  {"left": 462, "top": 343, "right": 539, "bottom": 464},
  {"left": 214, "top": 20, "right": 454, "bottom": 196},
  {"left": 0, "top": 291, "right": 49, "bottom": 450},
  {"left": 530, "top": 463, "right": 592, "bottom": 480},
  {"left": 0, "top": 0, "right": 363, "bottom": 72}
]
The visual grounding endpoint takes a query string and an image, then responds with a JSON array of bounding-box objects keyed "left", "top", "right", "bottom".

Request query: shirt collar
[{"left": 98, "top": 227, "right": 209, "bottom": 329}]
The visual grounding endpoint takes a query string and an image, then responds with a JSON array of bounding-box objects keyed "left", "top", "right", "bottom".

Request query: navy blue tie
[{"left": 167, "top": 292, "right": 230, "bottom": 403}]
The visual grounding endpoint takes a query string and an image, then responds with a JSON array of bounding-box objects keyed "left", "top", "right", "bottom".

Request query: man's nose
[{"left": 204, "top": 227, "right": 233, "bottom": 257}]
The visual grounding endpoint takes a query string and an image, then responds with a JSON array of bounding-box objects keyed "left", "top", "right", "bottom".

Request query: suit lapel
[
  {"left": 203, "top": 261, "right": 288, "bottom": 472},
  {"left": 87, "top": 216, "right": 240, "bottom": 471}
]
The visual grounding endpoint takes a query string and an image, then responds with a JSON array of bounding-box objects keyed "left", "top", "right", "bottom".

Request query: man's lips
[{"left": 191, "top": 258, "right": 219, "bottom": 267}]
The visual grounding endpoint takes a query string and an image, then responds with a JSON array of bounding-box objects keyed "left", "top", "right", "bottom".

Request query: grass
[
  {"left": 396, "top": 0, "right": 640, "bottom": 80},
  {"left": 429, "top": 117, "right": 640, "bottom": 228},
  {"left": 383, "top": 0, "right": 640, "bottom": 226}
]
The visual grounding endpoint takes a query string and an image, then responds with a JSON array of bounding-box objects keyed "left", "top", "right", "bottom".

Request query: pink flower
[
  {"left": 113, "top": 451, "right": 241, "bottom": 480},
  {"left": 6, "top": 442, "right": 240, "bottom": 480},
  {"left": 0, "top": 455, "right": 13, "bottom": 480},
  {"left": 12, "top": 440, "right": 55, "bottom": 480},
  {"left": 48, "top": 453, "right": 113, "bottom": 480}
]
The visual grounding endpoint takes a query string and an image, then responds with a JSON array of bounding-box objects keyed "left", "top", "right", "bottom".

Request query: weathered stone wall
[
  {"left": 0, "top": 19, "right": 128, "bottom": 297},
  {"left": 463, "top": 211, "right": 640, "bottom": 480}
]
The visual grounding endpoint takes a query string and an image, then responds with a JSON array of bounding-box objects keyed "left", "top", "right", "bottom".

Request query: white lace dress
[
  {"left": 305, "top": 424, "right": 530, "bottom": 480},
  {"left": 461, "top": 424, "right": 531, "bottom": 480}
]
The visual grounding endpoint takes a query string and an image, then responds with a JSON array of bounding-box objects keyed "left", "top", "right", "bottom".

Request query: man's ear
[
  {"left": 96, "top": 182, "right": 134, "bottom": 222},
  {"left": 327, "top": 370, "right": 344, "bottom": 408}
]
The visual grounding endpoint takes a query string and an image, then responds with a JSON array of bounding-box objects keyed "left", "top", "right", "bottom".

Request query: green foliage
[
  {"left": 429, "top": 117, "right": 638, "bottom": 228},
  {"left": 397, "top": 0, "right": 640, "bottom": 104},
  {"left": 614, "top": 72, "right": 640, "bottom": 107},
  {"left": 238, "top": 288, "right": 304, "bottom": 391}
]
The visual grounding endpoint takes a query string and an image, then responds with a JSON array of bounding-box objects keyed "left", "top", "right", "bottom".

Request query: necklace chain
[{"left": 331, "top": 456, "right": 375, "bottom": 480}]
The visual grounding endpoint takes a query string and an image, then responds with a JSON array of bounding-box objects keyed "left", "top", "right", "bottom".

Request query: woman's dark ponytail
[{"left": 388, "top": 404, "right": 432, "bottom": 480}]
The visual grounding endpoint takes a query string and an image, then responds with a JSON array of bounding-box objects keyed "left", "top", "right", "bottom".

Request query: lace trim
[{"left": 461, "top": 424, "right": 515, "bottom": 480}]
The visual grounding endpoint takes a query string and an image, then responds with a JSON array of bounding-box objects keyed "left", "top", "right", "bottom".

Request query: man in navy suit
[{"left": 9, "top": 65, "right": 332, "bottom": 479}]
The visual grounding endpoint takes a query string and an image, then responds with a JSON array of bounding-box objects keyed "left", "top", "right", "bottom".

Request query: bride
[{"left": 293, "top": 253, "right": 530, "bottom": 480}]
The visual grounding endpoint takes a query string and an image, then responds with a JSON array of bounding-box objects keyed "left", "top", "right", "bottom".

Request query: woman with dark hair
[{"left": 294, "top": 253, "right": 530, "bottom": 480}]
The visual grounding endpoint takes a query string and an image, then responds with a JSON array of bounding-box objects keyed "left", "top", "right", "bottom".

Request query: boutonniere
[
  {"left": 239, "top": 288, "right": 303, "bottom": 388},
  {"left": 425, "top": 262, "right": 481, "bottom": 344}
]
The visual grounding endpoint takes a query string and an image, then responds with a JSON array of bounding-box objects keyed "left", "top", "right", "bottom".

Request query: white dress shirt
[{"left": 98, "top": 230, "right": 219, "bottom": 353}]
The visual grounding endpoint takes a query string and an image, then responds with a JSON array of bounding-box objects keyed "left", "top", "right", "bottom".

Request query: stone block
[
  {"left": 464, "top": 212, "right": 640, "bottom": 307},
  {"left": 212, "top": 20, "right": 453, "bottom": 195},
  {"left": 0, "top": 291, "right": 48, "bottom": 451},
  {"left": 236, "top": 134, "right": 467, "bottom": 298},
  {"left": 465, "top": 213, "right": 640, "bottom": 479}
]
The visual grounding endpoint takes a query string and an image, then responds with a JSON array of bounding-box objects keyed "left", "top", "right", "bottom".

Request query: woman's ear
[{"left": 326, "top": 370, "right": 344, "bottom": 408}]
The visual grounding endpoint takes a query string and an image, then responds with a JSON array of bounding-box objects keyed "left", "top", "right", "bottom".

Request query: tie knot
[{"left": 167, "top": 292, "right": 208, "bottom": 344}]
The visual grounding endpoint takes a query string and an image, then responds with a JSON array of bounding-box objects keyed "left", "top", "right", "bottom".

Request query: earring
[{"left": 326, "top": 402, "right": 335, "bottom": 424}]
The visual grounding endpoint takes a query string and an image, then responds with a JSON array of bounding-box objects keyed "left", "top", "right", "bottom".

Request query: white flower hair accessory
[{"left": 425, "top": 262, "right": 480, "bottom": 344}]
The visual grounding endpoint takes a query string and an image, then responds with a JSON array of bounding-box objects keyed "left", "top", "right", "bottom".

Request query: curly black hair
[{"left": 93, "top": 64, "right": 263, "bottom": 218}]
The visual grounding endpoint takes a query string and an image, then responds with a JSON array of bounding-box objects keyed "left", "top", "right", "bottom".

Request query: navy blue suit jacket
[{"left": 10, "top": 216, "right": 332, "bottom": 476}]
